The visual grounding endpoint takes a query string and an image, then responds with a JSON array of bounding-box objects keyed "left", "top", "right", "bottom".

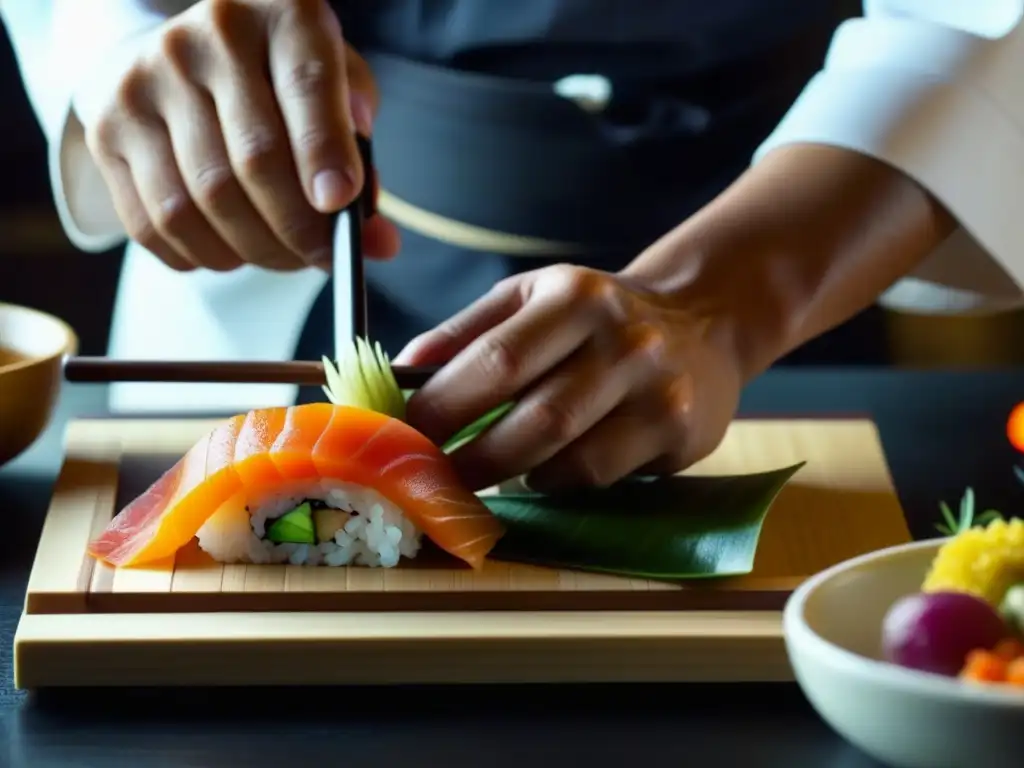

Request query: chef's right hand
[{"left": 73, "top": 0, "right": 400, "bottom": 272}]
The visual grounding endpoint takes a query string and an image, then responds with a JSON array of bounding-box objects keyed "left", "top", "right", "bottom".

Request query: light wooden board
[{"left": 13, "top": 416, "right": 911, "bottom": 687}]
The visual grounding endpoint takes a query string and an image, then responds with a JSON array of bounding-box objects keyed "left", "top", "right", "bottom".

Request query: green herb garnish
[
  {"left": 322, "top": 338, "right": 406, "bottom": 421},
  {"left": 322, "top": 337, "right": 511, "bottom": 452},
  {"left": 935, "top": 486, "right": 1002, "bottom": 537}
]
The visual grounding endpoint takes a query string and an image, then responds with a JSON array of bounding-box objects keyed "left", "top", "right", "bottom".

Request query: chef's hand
[
  {"left": 395, "top": 265, "right": 745, "bottom": 492},
  {"left": 73, "top": 0, "right": 400, "bottom": 272}
]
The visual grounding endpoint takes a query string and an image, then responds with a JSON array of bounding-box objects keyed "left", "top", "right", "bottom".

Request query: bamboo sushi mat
[{"left": 13, "top": 416, "right": 912, "bottom": 687}]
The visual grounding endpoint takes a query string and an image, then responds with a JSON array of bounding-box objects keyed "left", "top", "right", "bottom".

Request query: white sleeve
[
  {"left": 755, "top": 0, "right": 1024, "bottom": 315},
  {"left": 0, "top": 1, "right": 183, "bottom": 253}
]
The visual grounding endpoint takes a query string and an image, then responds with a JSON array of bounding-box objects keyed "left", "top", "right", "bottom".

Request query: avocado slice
[
  {"left": 1000, "top": 582, "right": 1024, "bottom": 634},
  {"left": 265, "top": 502, "right": 315, "bottom": 545}
]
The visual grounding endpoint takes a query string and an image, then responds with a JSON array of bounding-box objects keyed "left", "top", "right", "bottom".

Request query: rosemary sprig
[{"left": 935, "top": 486, "right": 1003, "bottom": 537}]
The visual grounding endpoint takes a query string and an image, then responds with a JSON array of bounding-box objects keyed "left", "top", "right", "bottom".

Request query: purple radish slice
[{"left": 881, "top": 591, "right": 1011, "bottom": 677}]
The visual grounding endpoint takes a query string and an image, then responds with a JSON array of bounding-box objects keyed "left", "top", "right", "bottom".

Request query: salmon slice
[
  {"left": 88, "top": 404, "right": 505, "bottom": 569},
  {"left": 231, "top": 407, "right": 288, "bottom": 489}
]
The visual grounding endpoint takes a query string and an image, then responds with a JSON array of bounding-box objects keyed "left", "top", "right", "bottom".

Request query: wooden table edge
[{"left": 13, "top": 608, "right": 790, "bottom": 688}]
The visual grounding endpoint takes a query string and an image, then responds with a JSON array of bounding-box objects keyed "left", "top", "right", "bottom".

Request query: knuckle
[
  {"left": 277, "top": 59, "right": 332, "bottom": 100},
  {"left": 206, "top": 0, "right": 244, "bottom": 34},
  {"left": 114, "top": 65, "right": 155, "bottom": 120},
  {"left": 86, "top": 118, "right": 121, "bottom": 159},
  {"left": 556, "top": 266, "right": 615, "bottom": 305},
  {"left": 489, "top": 274, "right": 526, "bottom": 303},
  {"left": 622, "top": 322, "right": 668, "bottom": 365},
  {"left": 233, "top": 128, "right": 285, "bottom": 179},
  {"left": 158, "top": 25, "right": 197, "bottom": 76},
  {"left": 523, "top": 399, "right": 579, "bottom": 445},
  {"left": 656, "top": 375, "right": 696, "bottom": 429},
  {"left": 151, "top": 192, "right": 198, "bottom": 236},
  {"left": 191, "top": 164, "right": 237, "bottom": 210},
  {"left": 205, "top": 0, "right": 261, "bottom": 59},
  {"left": 473, "top": 334, "right": 521, "bottom": 382}
]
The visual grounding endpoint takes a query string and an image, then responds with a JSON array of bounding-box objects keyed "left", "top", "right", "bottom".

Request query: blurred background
[
  {"left": 1, "top": 26, "right": 1022, "bottom": 368},
  {"left": 0, "top": 30, "right": 121, "bottom": 356}
]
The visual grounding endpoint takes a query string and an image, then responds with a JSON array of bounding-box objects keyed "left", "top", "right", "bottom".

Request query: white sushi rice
[{"left": 196, "top": 480, "right": 422, "bottom": 568}]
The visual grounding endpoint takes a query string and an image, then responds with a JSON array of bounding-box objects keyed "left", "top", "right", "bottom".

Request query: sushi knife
[
  {"left": 62, "top": 138, "right": 441, "bottom": 388},
  {"left": 331, "top": 134, "right": 375, "bottom": 360}
]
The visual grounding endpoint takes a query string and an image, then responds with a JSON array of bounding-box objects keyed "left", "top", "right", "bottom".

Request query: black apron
[{"left": 295, "top": 0, "right": 880, "bottom": 402}]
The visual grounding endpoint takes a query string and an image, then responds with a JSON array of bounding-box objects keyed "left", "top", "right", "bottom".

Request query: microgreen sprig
[
  {"left": 321, "top": 337, "right": 512, "bottom": 453},
  {"left": 936, "top": 486, "right": 1003, "bottom": 537}
]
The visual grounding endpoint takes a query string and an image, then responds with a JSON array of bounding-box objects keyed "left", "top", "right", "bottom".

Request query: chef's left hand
[{"left": 395, "top": 265, "right": 745, "bottom": 492}]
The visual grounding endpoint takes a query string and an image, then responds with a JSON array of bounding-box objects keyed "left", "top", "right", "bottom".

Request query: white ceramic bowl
[
  {"left": 0, "top": 302, "right": 77, "bottom": 468},
  {"left": 784, "top": 538, "right": 1024, "bottom": 768}
]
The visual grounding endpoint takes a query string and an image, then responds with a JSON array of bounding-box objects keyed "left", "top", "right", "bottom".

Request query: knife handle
[
  {"left": 341, "top": 133, "right": 375, "bottom": 340},
  {"left": 356, "top": 134, "right": 377, "bottom": 219}
]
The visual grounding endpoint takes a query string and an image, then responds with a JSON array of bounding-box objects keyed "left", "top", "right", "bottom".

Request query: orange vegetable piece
[
  {"left": 1007, "top": 402, "right": 1024, "bottom": 453},
  {"left": 960, "top": 649, "right": 1009, "bottom": 683},
  {"left": 1006, "top": 658, "right": 1024, "bottom": 686},
  {"left": 992, "top": 638, "right": 1024, "bottom": 661}
]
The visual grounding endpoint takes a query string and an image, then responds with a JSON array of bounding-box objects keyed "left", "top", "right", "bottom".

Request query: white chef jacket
[{"left": 3, "top": 0, "right": 1024, "bottom": 413}]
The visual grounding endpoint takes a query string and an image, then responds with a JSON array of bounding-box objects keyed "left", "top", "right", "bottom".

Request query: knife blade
[
  {"left": 331, "top": 135, "right": 374, "bottom": 361},
  {"left": 331, "top": 205, "right": 363, "bottom": 360}
]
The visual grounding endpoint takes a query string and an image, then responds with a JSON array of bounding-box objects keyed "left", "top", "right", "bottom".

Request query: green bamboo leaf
[{"left": 482, "top": 462, "right": 804, "bottom": 581}]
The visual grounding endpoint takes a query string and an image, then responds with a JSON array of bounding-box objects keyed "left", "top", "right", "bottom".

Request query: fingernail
[
  {"left": 349, "top": 90, "right": 374, "bottom": 136},
  {"left": 392, "top": 337, "right": 424, "bottom": 365},
  {"left": 392, "top": 347, "right": 414, "bottom": 366},
  {"left": 312, "top": 169, "right": 356, "bottom": 211}
]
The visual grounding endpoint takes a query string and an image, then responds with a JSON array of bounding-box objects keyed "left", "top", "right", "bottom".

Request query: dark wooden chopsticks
[{"left": 62, "top": 356, "right": 440, "bottom": 390}]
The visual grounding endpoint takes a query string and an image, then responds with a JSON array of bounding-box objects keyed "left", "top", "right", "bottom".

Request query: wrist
[
  {"left": 622, "top": 220, "right": 794, "bottom": 383},
  {"left": 623, "top": 144, "right": 956, "bottom": 378}
]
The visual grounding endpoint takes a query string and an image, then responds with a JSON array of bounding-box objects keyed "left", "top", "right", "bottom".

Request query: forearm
[{"left": 623, "top": 143, "right": 957, "bottom": 379}]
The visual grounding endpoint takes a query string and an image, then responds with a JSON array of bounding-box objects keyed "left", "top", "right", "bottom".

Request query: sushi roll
[
  {"left": 197, "top": 482, "right": 427, "bottom": 569},
  {"left": 88, "top": 402, "right": 505, "bottom": 570}
]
